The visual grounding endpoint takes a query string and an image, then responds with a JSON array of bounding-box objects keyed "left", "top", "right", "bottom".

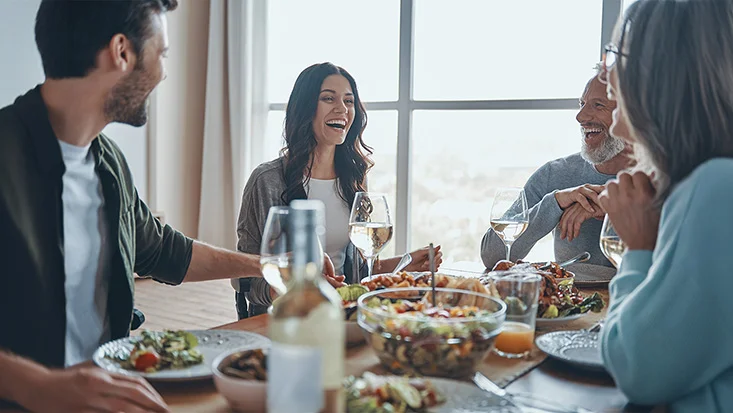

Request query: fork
[{"left": 472, "top": 372, "right": 594, "bottom": 413}]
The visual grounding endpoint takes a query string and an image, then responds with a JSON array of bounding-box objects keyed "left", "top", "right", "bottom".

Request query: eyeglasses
[{"left": 598, "top": 43, "right": 627, "bottom": 84}]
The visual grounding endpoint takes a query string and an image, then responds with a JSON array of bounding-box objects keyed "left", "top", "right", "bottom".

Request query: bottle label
[{"left": 267, "top": 342, "right": 323, "bottom": 413}]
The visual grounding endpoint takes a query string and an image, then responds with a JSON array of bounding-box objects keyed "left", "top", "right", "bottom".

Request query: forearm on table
[
  {"left": 0, "top": 351, "right": 48, "bottom": 408},
  {"left": 183, "top": 241, "right": 262, "bottom": 283}
]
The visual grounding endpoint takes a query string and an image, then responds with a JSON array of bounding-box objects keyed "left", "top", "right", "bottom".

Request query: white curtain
[{"left": 198, "top": 0, "right": 267, "bottom": 249}]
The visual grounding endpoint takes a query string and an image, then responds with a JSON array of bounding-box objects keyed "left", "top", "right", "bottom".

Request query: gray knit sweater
[
  {"left": 233, "top": 158, "right": 363, "bottom": 314},
  {"left": 480, "top": 153, "right": 616, "bottom": 269}
]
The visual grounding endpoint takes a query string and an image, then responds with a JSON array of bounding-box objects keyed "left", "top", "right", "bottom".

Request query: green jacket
[{"left": 0, "top": 86, "right": 193, "bottom": 368}]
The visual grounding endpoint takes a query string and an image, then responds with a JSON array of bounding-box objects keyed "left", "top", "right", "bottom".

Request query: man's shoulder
[{"left": 542, "top": 153, "right": 586, "bottom": 171}]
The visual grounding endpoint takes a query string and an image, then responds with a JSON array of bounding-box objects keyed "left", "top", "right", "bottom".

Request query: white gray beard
[{"left": 580, "top": 132, "right": 625, "bottom": 164}]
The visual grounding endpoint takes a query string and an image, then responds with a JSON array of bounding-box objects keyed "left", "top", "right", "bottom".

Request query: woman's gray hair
[{"left": 615, "top": 0, "right": 733, "bottom": 202}]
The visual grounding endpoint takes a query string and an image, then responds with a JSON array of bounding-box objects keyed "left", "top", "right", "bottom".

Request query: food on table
[
  {"left": 343, "top": 372, "right": 445, "bottom": 412},
  {"left": 220, "top": 348, "right": 267, "bottom": 381},
  {"left": 487, "top": 260, "right": 605, "bottom": 319},
  {"left": 111, "top": 330, "right": 203, "bottom": 373},
  {"left": 338, "top": 284, "right": 370, "bottom": 321},
  {"left": 360, "top": 271, "right": 449, "bottom": 292},
  {"left": 359, "top": 290, "right": 504, "bottom": 378}
]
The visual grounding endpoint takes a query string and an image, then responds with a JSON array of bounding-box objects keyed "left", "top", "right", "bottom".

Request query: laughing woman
[
  {"left": 233, "top": 62, "right": 442, "bottom": 318},
  {"left": 597, "top": 1, "right": 733, "bottom": 412}
]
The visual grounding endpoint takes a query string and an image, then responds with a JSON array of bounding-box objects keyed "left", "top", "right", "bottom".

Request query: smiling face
[
  {"left": 312, "top": 74, "right": 355, "bottom": 147},
  {"left": 576, "top": 76, "right": 625, "bottom": 164},
  {"left": 606, "top": 63, "right": 635, "bottom": 145}
]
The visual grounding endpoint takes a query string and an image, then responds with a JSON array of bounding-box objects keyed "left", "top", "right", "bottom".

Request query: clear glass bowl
[{"left": 357, "top": 287, "right": 506, "bottom": 378}]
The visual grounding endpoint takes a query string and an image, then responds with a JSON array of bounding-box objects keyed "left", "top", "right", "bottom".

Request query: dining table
[
  {"left": 153, "top": 267, "right": 661, "bottom": 413},
  {"left": 0, "top": 265, "right": 664, "bottom": 413}
]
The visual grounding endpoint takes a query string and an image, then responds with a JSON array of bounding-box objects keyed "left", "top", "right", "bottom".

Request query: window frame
[{"left": 264, "top": 0, "right": 623, "bottom": 255}]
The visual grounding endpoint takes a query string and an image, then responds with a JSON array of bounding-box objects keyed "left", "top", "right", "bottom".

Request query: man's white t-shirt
[{"left": 58, "top": 139, "right": 112, "bottom": 366}]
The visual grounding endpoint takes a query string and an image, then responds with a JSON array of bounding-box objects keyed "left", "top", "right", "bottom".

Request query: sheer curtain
[{"left": 198, "top": 0, "right": 267, "bottom": 249}]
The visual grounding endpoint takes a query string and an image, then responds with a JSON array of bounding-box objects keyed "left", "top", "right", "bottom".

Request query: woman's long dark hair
[{"left": 280, "top": 62, "right": 373, "bottom": 208}]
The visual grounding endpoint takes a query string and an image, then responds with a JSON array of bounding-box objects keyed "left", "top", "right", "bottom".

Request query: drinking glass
[
  {"left": 600, "top": 214, "right": 626, "bottom": 269},
  {"left": 348, "top": 192, "right": 393, "bottom": 281},
  {"left": 260, "top": 206, "right": 292, "bottom": 295},
  {"left": 488, "top": 269, "right": 541, "bottom": 358},
  {"left": 490, "top": 187, "right": 529, "bottom": 261}
]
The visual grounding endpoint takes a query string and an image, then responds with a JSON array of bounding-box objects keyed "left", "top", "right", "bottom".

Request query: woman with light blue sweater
[{"left": 596, "top": 2, "right": 733, "bottom": 412}]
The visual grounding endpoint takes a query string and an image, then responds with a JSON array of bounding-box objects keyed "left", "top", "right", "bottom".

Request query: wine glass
[
  {"left": 490, "top": 187, "right": 529, "bottom": 261},
  {"left": 260, "top": 206, "right": 292, "bottom": 295},
  {"left": 348, "top": 192, "right": 393, "bottom": 281},
  {"left": 600, "top": 214, "right": 626, "bottom": 268}
]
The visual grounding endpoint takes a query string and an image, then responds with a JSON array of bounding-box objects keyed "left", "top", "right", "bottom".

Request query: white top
[
  {"left": 305, "top": 178, "right": 351, "bottom": 275},
  {"left": 58, "top": 140, "right": 112, "bottom": 366}
]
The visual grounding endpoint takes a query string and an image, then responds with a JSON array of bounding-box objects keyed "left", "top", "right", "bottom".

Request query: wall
[
  {"left": 148, "top": 0, "right": 211, "bottom": 237},
  {"left": 0, "top": 0, "right": 148, "bottom": 200}
]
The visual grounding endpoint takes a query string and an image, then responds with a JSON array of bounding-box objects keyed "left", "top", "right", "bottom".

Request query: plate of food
[
  {"left": 344, "top": 372, "right": 520, "bottom": 412},
  {"left": 485, "top": 260, "right": 605, "bottom": 326},
  {"left": 93, "top": 329, "right": 270, "bottom": 381}
]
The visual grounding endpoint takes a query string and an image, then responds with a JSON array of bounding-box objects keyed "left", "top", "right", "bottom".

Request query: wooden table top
[{"left": 156, "top": 302, "right": 655, "bottom": 413}]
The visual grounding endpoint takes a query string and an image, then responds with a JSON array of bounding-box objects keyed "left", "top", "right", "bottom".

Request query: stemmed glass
[
  {"left": 600, "top": 214, "right": 626, "bottom": 268},
  {"left": 490, "top": 187, "right": 529, "bottom": 261},
  {"left": 260, "top": 206, "right": 292, "bottom": 295},
  {"left": 348, "top": 192, "right": 393, "bottom": 281}
]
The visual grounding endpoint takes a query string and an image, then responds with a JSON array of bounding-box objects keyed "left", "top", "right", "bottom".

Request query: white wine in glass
[
  {"left": 600, "top": 214, "right": 627, "bottom": 268},
  {"left": 490, "top": 187, "right": 529, "bottom": 261},
  {"left": 348, "top": 192, "right": 393, "bottom": 281},
  {"left": 260, "top": 206, "right": 292, "bottom": 295}
]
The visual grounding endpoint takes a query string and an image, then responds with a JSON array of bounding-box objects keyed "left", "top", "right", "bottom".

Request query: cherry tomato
[{"left": 133, "top": 350, "right": 160, "bottom": 371}]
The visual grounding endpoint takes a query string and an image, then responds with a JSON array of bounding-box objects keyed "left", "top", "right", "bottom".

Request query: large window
[{"left": 263, "top": 0, "right": 623, "bottom": 265}]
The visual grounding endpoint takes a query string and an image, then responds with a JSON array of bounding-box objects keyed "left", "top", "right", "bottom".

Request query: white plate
[
  {"left": 93, "top": 330, "right": 270, "bottom": 381},
  {"left": 566, "top": 263, "right": 616, "bottom": 287},
  {"left": 535, "top": 330, "right": 605, "bottom": 371},
  {"left": 535, "top": 312, "right": 587, "bottom": 326},
  {"left": 361, "top": 376, "right": 520, "bottom": 412}
]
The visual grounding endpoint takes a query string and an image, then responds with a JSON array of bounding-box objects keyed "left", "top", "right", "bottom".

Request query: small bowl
[
  {"left": 211, "top": 347, "right": 268, "bottom": 413},
  {"left": 357, "top": 287, "right": 506, "bottom": 378}
]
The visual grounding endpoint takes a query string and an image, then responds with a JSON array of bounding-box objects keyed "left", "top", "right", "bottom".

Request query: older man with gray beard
[{"left": 481, "top": 69, "right": 633, "bottom": 269}]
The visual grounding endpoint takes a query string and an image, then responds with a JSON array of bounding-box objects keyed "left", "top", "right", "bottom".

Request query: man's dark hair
[{"left": 35, "top": 0, "right": 178, "bottom": 79}]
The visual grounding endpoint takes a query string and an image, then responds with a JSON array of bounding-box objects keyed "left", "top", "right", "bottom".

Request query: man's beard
[
  {"left": 580, "top": 131, "right": 625, "bottom": 164},
  {"left": 104, "top": 66, "right": 154, "bottom": 127}
]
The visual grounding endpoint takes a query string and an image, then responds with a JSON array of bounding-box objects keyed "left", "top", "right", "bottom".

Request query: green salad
[{"left": 110, "top": 330, "right": 203, "bottom": 373}]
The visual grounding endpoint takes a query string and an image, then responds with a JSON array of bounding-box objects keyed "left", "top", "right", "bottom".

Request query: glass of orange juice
[{"left": 488, "top": 269, "right": 541, "bottom": 358}]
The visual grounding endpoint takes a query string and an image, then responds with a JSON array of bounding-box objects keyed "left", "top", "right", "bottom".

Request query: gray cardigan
[{"left": 234, "top": 158, "right": 364, "bottom": 314}]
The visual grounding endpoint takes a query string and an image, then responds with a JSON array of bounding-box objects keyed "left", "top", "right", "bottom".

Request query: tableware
[
  {"left": 357, "top": 287, "right": 506, "bottom": 378},
  {"left": 565, "top": 263, "right": 616, "bottom": 287},
  {"left": 539, "top": 251, "right": 590, "bottom": 270},
  {"left": 348, "top": 192, "right": 393, "bottom": 281},
  {"left": 473, "top": 372, "right": 594, "bottom": 413},
  {"left": 600, "top": 214, "right": 626, "bottom": 269},
  {"left": 391, "top": 253, "right": 412, "bottom": 274},
  {"left": 490, "top": 187, "right": 529, "bottom": 261},
  {"left": 93, "top": 330, "right": 270, "bottom": 381},
  {"left": 260, "top": 206, "right": 292, "bottom": 295},
  {"left": 535, "top": 330, "right": 605, "bottom": 371},
  {"left": 212, "top": 347, "right": 268, "bottom": 413},
  {"left": 535, "top": 312, "right": 587, "bottom": 327},
  {"left": 487, "top": 269, "right": 541, "bottom": 358}
]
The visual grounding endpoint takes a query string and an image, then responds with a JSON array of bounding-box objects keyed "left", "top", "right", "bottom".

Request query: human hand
[
  {"left": 322, "top": 253, "right": 346, "bottom": 288},
  {"left": 22, "top": 367, "right": 169, "bottom": 413},
  {"left": 403, "top": 245, "right": 444, "bottom": 272},
  {"left": 554, "top": 184, "right": 605, "bottom": 213},
  {"left": 597, "top": 172, "right": 660, "bottom": 251},
  {"left": 559, "top": 201, "right": 606, "bottom": 241}
]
